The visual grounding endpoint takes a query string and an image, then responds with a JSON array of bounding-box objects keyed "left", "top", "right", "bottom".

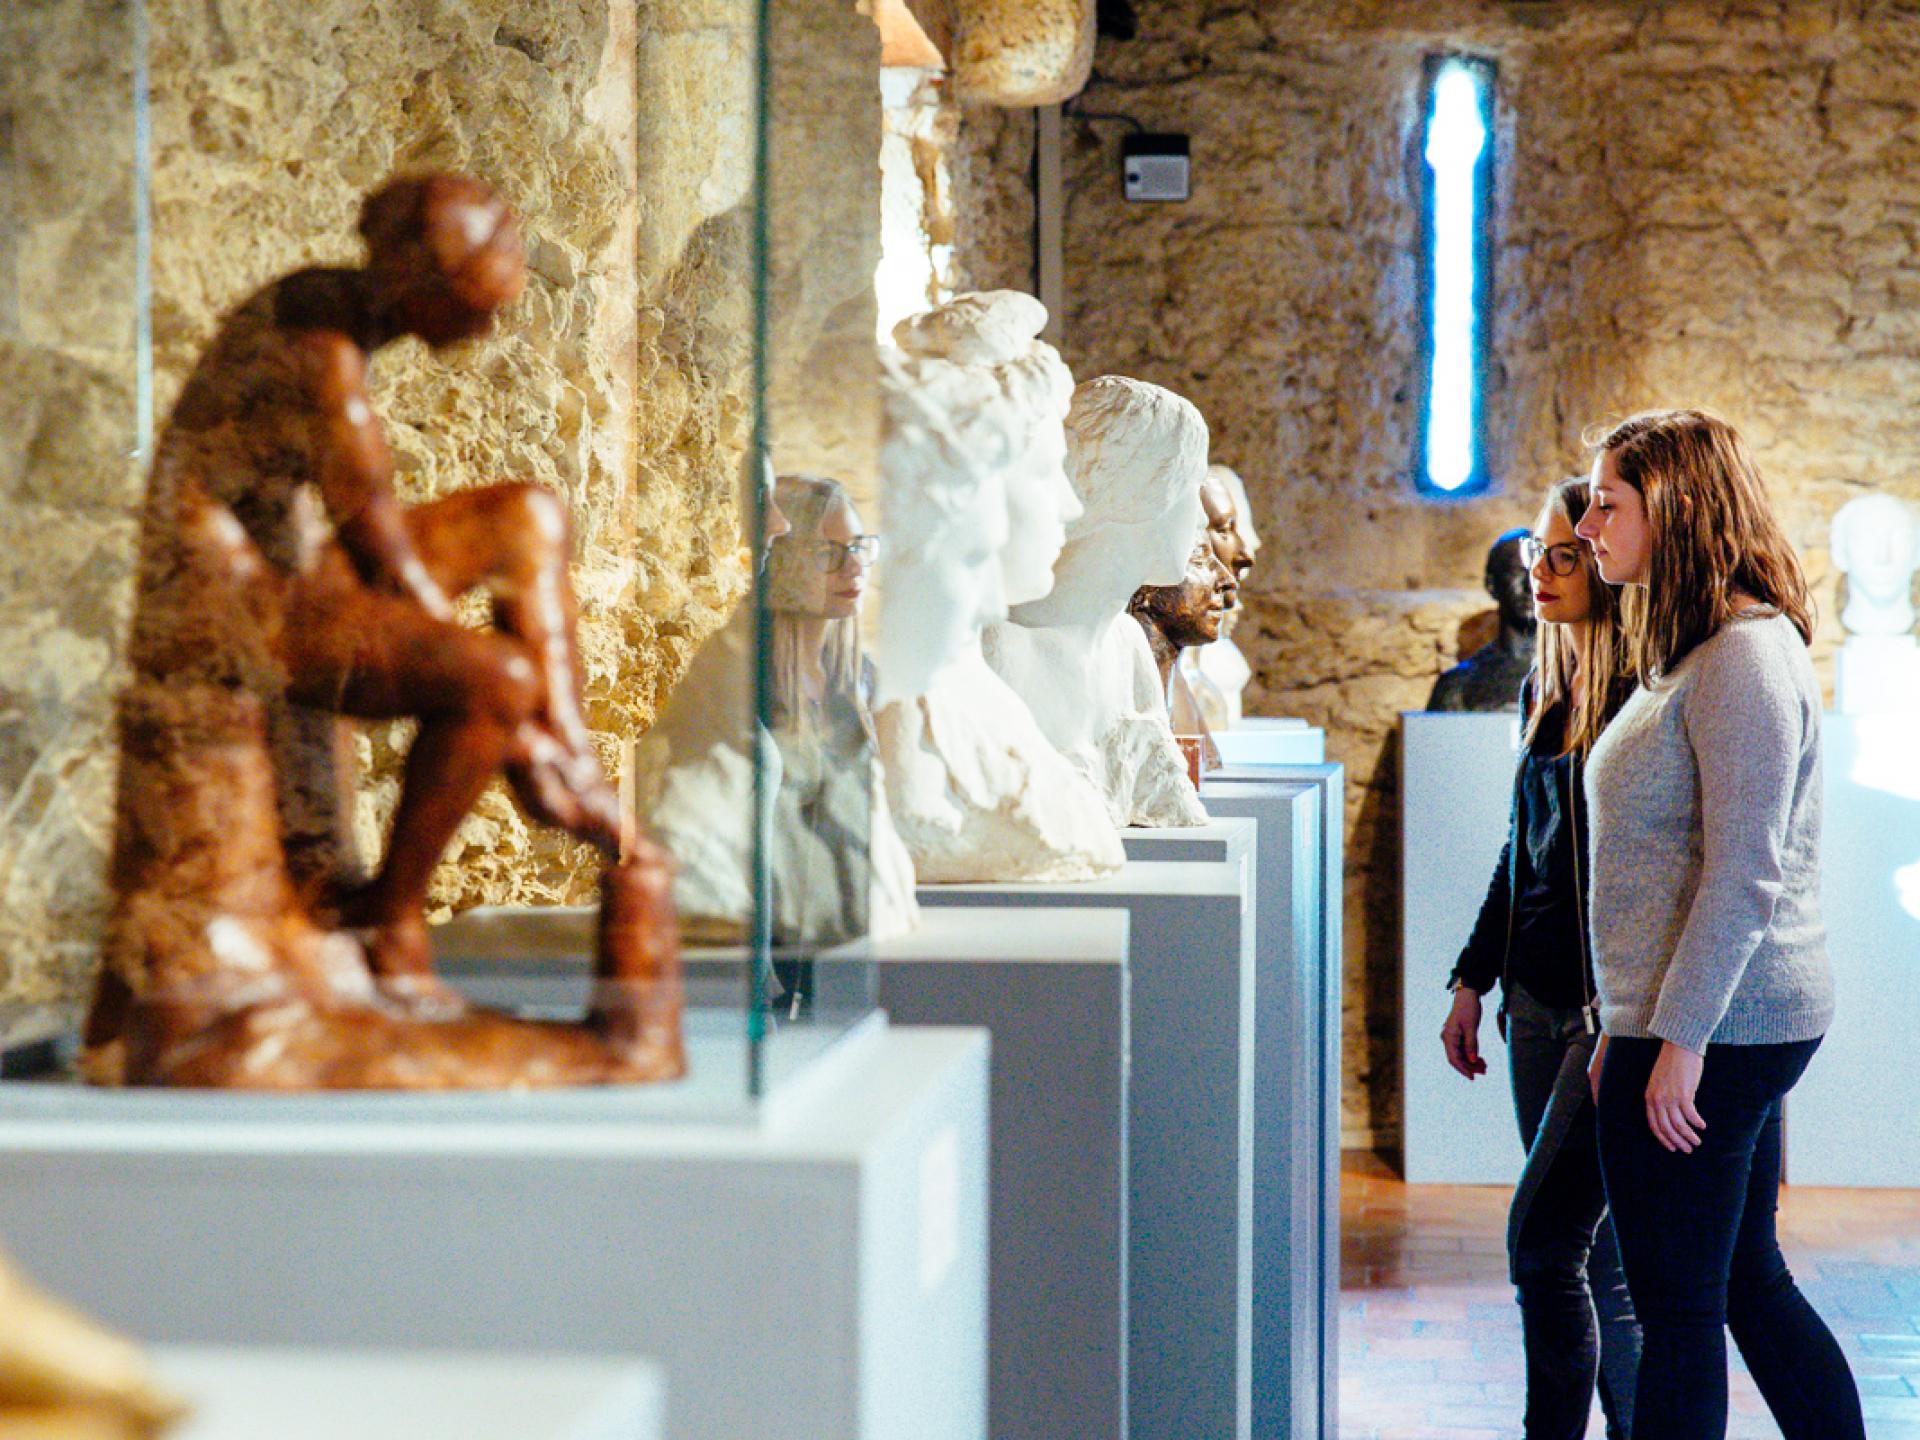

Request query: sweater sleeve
[{"left": 1648, "top": 628, "right": 1806, "bottom": 1053}]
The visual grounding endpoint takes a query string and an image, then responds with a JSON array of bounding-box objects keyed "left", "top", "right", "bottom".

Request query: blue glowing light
[{"left": 1422, "top": 62, "right": 1489, "bottom": 495}]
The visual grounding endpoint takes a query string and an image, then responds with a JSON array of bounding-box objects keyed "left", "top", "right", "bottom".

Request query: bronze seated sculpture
[{"left": 83, "top": 173, "right": 684, "bottom": 1089}]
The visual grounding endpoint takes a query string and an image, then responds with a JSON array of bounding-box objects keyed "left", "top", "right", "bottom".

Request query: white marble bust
[
  {"left": 873, "top": 292, "right": 1125, "bottom": 882},
  {"left": 1832, "top": 492, "right": 1920, "bottom": 715},
  {"left": 982, "top": 374, "right": 1211, "bottom": 828},
  {"left": 1832, "top": 493, "right": 1920, "bottom": 637}
]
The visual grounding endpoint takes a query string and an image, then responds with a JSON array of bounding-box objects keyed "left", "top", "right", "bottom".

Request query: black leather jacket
[{"left": 1445, "top": 675, "right": 1599, "bottom": 1028}]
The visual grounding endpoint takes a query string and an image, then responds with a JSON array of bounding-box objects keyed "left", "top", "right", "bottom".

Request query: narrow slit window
[{"left": 1417, "top": 56, "right": 1494, "bottom": 497}]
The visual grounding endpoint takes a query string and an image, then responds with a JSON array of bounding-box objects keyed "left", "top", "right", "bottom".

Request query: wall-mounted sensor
[{"left": 1122, "top": 133, "right": 1190, "bottom": 202}]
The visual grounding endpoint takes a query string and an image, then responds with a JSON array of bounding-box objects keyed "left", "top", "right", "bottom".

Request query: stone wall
[
  {"left": 0, "top": 0, "right": 144, "bottom": 1008},
  {"left": 1037, "top": 0, "right": 1918, "bottom": 1147},
  {"left": 1, "top": 0, "right": 779, "bottom": 1006},
  {"left": 766, "top": 0, "right": 883, "bottom": 508}
]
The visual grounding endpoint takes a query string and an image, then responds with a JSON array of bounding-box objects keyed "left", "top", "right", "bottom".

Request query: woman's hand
[
  {"left": 1588, "top": 1032, "right": 1609, "bottom": 1105},
  {"left": 1645, "top": 1040, "right": 1708, "bottom": 1153},
  {"left": 1440, "top": 988, "right": 1488, "bottom": 1080}
]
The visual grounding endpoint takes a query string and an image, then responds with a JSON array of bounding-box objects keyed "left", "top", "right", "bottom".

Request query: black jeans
[
  {"left": 1597, "top": 1035, "right": 1864, "bottom": 1440},
  {"left": 1506, "top": 985, "right": 1641, "bottom": 1440}
]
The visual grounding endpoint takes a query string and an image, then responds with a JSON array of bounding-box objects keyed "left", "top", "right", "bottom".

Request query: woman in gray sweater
[{"left": 1573, "top": 409, "right": 1860, "bottom": 1439}]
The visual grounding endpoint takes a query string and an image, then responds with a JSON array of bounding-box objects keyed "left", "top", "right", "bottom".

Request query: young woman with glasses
[
  {"left": 1440, "top": 476, "right": 1643, "bottom": 1440},
  {"left": 1573, "top": 410, "right": 1861, "bottom": 1439}
]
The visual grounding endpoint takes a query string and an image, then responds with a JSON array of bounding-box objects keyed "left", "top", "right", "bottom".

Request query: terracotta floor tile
[{"left": 1339, "top": 1151, "right": 1920, "bottom": 1438}]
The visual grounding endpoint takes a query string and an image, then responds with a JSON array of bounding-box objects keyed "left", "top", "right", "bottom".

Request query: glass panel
[
  {"left": 0, "top": 0, "right": 147, "bottom": 1047},
  {"left": 0, "top": 0, "right": 881, "bottom": 1108}
]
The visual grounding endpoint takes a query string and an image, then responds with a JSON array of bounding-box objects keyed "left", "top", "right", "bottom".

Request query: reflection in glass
[{"left": 764, "top": 475, "right": 915, "bottom": 987}]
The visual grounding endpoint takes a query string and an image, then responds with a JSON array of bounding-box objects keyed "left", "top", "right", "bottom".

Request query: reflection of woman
[
  {"left": 768, "top": 476, "right": 880, "bottom": 745},
  {"left": 765, "top": 476, "right": 910, "bottom": 951},
  {"left": 1574, "top": 410, "right": 1860, "bottom": 1438},
  {"left": 1441, "top": 478, "right": 1641, "bottom": 1440}
]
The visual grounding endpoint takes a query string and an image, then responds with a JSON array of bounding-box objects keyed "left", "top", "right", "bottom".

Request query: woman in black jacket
[{"left": 1439, "top": 476, "right": 1642, "bottom": 1440}]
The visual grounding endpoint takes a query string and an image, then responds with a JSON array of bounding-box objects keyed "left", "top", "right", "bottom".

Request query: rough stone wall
[
  {"left": 765, "top": 0, "right": 884, "bottom": 511},
  {"left": 2, "top": 0, "right": 765, "bottom": 1006},
  {"left": 0, "top": 0, "right": 144, "bottom": 1007},
  {"left": 951, "top": 101, "right": 1036, "bottom": 294},
  {"left": 1050, "top": 0, "right": 1919, "bottom": 1147}
]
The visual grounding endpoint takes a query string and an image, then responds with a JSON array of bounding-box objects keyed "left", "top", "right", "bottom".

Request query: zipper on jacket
[{"left": 1568, "top": 754, "right": 1597, "bottom": 1035}]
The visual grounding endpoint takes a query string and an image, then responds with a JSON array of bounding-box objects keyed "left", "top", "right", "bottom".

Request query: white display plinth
[
  {"left": 1121, "top": 815, "right": 1256, "bottom": 872},
  {"left": 157, "top": 1347, "right": 663, "bottom": 1440},
  {"left": 1200, "top": 777, "right": 1342, "bottom": 1440},
  {"left": 0, "top": 1025, "right": 987, "bottom": 1440},
  {"left": 1401, "top": 711, "right": 1525, "bottom": 1185},
  {"left": 917, "top": 860, "right": 1255, "bottom": 1440},
  {"left": 873, "top": 907, "right": 1130, "bottom": 1440},
  {"left": 1835, "top": 634, "right": 1920, "bottom": 714},
  {"left": 1788, "top": 714, "right": 1920, "bottom": 1185},
  {"left": 1214, "top": 721, "right": 1326, "bottom": 767}
]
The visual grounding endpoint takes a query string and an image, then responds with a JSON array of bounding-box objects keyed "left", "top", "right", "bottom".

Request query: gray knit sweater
[{"left": 1584, "top": 612, "right": 1834, "bottom": 1053}]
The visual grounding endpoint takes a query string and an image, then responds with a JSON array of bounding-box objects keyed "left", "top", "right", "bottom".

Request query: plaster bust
[
  {"left": 1832, "top": 493, "right": 1920, "bottom": 637},
  {"left": 983, "top": 374, "right": 1211, "bottom": 827},
  {"left": 1183, "top": 463, "right": 1259, "bottom": 730},
  {"left": 873, "top": 294, "right": 1124, "bottom": 882},
  {"left": 1425, "top": 527, "right": 1537, "bottom": 712}
]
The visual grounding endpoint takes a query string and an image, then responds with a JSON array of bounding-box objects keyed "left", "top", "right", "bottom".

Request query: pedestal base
[{"left": 0, "top": 1025, "right": 988, "bottom": 1440}]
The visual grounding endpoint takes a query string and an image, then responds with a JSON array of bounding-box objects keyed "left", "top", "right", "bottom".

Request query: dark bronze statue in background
[
  {"left": 1425, "top": 527, "right": 1538, "bottom": 713},
  {"left": 84, "top": 173, "right": 685, "bottom": 1089},
  {"left": 1129, "top": 532, "right": 1239, "bottom": 773}
]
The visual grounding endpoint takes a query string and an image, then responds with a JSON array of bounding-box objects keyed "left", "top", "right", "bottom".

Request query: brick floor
[{"left": 1341, "top": 1152, "right": 1920, "bottom": 1439}]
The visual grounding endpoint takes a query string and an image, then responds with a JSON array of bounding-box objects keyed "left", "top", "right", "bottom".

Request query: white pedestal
[
  {"left": 1401, "top": 712, "right": 1528, "bottom": 1185},
  {"left": 1121, "top": 816, "right": 1256, "bottom": 872},
  {"left": 1199, "top": 777, "right": 1342, "bottom": 1440},
  {"left": 917, "top": 861, "right": 1255, "bottom": 1440},
  {"left": 0, "top": 1025, "right": 987, "bottom": 1440},
  {"left": 873, "top": 907, "right": 1130, "bottom": 1440},
  {"left": 158, "top": 1347, "right": 664, "bottom": 1440},
  {"left": 1787, "top": 714, "right": 1920, "bottom": 1185},
  {"left": 1215, "top": 721, "right": 1326, "bottom": 767},
  {"left": 1836, "top": 634, "right": 1920, "bottom": 714}
]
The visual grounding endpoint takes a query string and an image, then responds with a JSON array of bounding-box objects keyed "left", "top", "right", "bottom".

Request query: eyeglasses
[
  {"left": 813, "top": 535, "right": 881, "bottom": 573},
  {"left": 1520, "top": 537, "right": 1584, "bottom": 578}
]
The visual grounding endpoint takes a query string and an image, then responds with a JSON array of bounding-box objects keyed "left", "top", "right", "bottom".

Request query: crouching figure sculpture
[{"left": 83, "top": 173, "right": 684, "bottom": 1089}]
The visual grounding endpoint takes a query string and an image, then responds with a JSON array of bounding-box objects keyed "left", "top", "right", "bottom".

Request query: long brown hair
[
  {"left": 1590, "top": 409, "right": 1814, "bottom": 685},
  {"left": 1524, "top": 477, "right": 1636, "bottom": 756}
]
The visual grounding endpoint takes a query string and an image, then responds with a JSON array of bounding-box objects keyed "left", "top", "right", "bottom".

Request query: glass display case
[{"left": 0, "top": 0, "right": 881, "bottom": 1113}]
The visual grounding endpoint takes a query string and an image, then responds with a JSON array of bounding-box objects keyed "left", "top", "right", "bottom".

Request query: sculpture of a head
[
  {"left": 767, "top": 476, "right": 871, "bottom": 622},
  {"left": 873, "top": 348, "right": 1011, "bottom": 705},
  {"left": 359, "top": 174, "right": 526, "bottom": 346},
  {"left": 1486, "top": 527, "right": 1535, "bottom": 633},
  {"left": 1130, "top": 531, "right": 1240, "bottom": 651},
  {"left": 1832, "top": 493, "right": 1920, "bottom": 622},
  {"left": 891, "top": 291, "right": 1080, "bottom": 609},
  {"left": 1057, "top": 375, "right": 1209, "bottom": 595},
  {"left": 1199, "top": 466, "right": 1254, "bottom": 585}
]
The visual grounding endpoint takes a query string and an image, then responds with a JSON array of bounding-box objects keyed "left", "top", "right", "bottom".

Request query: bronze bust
[{"left": 1425, "top": 527, "right": 1538, "bottom": 713}]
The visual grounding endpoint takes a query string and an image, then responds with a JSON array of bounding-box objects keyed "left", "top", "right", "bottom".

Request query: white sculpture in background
[
  {"left": 1182, "top": 463, "right": 1261, "bottom": 732},
  {"left": 982, "top": 374, "right": 1211, "bottom": 828},
  {"left": 1831, "top": 492, "right": 1920, "bottom": 715},
  {"left": 873, "top": 291, "right": 1125, "bottom": 882}
]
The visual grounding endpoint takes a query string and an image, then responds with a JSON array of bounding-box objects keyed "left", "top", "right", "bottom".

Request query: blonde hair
[
  {"left": 1524, "top": 477, "right": 1636, "bottom": 756},
  {"left": 1590, "top": 409, "right": 1814, "bottom": 685}
]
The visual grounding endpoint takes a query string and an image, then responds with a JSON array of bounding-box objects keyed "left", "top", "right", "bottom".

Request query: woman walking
[
  {"left": 1440, "top": 476, "right": 1642, "bottom": 1440},
  {"left": 1574, "top": 409, "right": 1862, "bottom": 1439}
]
